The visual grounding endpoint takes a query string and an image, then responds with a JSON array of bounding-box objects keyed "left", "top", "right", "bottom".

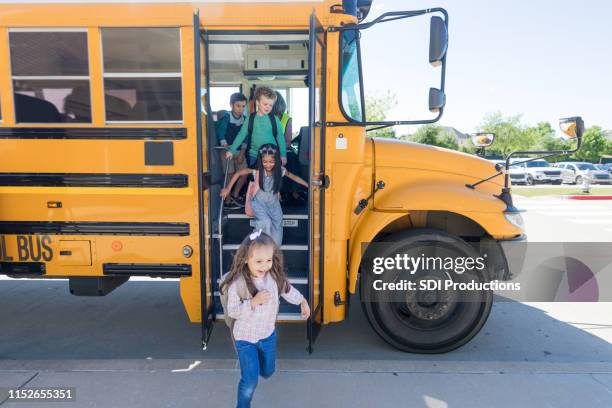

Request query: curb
[
  {"left": 566, "top": 195, "right": 612, "bottom": 200},
  {"left": 1, "top": 359, "right": 612, "bottom": 374}
]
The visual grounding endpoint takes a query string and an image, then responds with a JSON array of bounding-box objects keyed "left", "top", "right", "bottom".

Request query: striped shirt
[{"left": 227, "top": 273, "right": 305, "bottom": 343}]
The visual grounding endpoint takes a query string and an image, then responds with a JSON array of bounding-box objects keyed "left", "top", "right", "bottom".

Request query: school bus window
[
  {"left": 340, "top": 30, "right": 363, "bottom": 122},
  {"left": 101, "top": 28, "right": 182, "bottom": 122},
  {"left": 9, "top": 30, "right": 91, "bottom": 123}
]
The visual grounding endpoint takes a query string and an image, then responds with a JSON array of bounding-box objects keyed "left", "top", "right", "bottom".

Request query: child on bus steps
[
  {"left": 225, "top": 86, "right": 287, "bottom": 168},
  {"left": 220, "top": 230, "right": 310, "bottom": 408},
  {"left": 220, "top": 144, "right": 309, "bottom": 246}
]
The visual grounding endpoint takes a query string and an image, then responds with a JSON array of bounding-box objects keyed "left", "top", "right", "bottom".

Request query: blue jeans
[{"left": 235, "top": 331, "right": 277, "bottom": 408}]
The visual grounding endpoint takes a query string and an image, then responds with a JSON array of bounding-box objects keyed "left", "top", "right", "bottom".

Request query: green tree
[
  {"left": 365, "top": 91, "right": 397, "bottom": 138},
  {"left": 437, "top": 130, "right": 460, "bottom": 150},
  {"left": 478, "top": 112, "right": 531, "bottom": 156},
  {"left": 526, "top": 121, "right": 569, "bottom": 162},
  {"left": 572, "top": 126, "right": 609, "bottom": 162},
  {"left": 526, "top": 122, "right": 555, "bottom": 146},
  {"left": 459, "top": 144, "right": 476, "bottom": 155},
  {"left": 409, "top": 125, "right": 459, "bottom": 150}
]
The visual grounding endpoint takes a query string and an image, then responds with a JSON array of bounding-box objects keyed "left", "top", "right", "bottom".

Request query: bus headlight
[{"left": 504, "top": 212, "right": 525, "bottom": 230}]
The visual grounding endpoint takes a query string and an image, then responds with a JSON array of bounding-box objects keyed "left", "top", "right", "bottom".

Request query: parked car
[
  {"left": 490, "top": 159, "right": 527, "bottom": 185},
  {"left": 595, "top": 163, "right": 612, "bottom": 175},
  {"left": 555, "top": 162, "right": 612, "bottom": 185},
  {"left": 512, "top": 158, "right": 562, "bottom": 185}
]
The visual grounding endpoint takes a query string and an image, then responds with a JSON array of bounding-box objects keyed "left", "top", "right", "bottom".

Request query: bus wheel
[{"left": 360, "top": 229, "right": 493, "bottom": 354}]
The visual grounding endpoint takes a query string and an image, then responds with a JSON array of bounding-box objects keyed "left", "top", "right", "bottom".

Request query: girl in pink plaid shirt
[{"left": 220, "top": 230, "right": 310, "bottom": 408}]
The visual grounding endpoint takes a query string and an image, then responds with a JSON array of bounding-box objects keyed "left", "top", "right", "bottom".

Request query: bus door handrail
[{"left": 215, "top": 146, "right": 231, "bottom": 278}]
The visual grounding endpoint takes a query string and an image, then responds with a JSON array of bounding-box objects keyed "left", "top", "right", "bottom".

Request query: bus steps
[{"left": 214, "top": 208, "right": 310, "bottom": 322}]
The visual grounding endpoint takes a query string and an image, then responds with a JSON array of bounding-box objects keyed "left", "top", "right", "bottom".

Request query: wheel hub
[{"left": 404, "top": 276, "right": 457, "bottom": 320}]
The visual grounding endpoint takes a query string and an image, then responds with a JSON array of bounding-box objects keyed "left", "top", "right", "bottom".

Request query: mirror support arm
[
  {"left": 365, "top": 124, "right": 394, "bottom": 132},
  {"left": 466, "top": 138, "right": 582, "bottom": 191},
  {"left": 326, "top": 111, "right": 443, "bottom": 127},
  {"left": 329, "top": 8, "right": 448, "bottom": 32},
  {"left": 501, "top": 141, "right": 582, "bottom": 190}
]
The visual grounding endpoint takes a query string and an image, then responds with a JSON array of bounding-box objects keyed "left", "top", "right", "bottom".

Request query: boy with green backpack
[{"left": 225, "top": 86, "right": 287, "bottom": 168}]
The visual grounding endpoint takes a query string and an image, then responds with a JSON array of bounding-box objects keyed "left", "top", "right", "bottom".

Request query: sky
[
  {"left": 3, "top": 0, "right": 610, "bottom": 137},
  {"left": 364, "top": 0, "right": 612, "bottom": 135}
]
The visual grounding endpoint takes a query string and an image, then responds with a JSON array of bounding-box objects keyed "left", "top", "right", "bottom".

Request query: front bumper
[
  {"left": 509, "top": 175, "right": 527, "bottom": 184},
  {"left": 497, "top": 234, "right": 527, "bottom": 281},
  {"left": 533, "top": 174, "right": 562, "bottom": 182}
]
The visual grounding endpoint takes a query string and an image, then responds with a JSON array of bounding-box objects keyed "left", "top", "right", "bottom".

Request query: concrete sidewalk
[{"left": 1, "top": 361, "right": 611, "bottom": 407}]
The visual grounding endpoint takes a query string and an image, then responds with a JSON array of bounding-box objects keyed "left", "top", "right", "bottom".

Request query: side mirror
[
  {"left": 345, "top": 8, "right": 448, "bottom": 125},
  {"left": 357, "top": 0, "right": 373, "bottom": 21},
  {"left": 429, "top": 16, "right": 448, "bottom": 67},
  {"left": 471, "top": 132, "right": 495, "bottom": 147},
  {"left": 429, "top": 88, "right": 446, "bottom": 113},
  {"left": 559, "top": 116, "right": 584, "bottom": 141},
  {"left": 428, "top": 15, "right": 448, "bottom": 113}
]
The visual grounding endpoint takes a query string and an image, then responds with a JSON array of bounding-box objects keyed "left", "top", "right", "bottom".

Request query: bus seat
[
  {"left": 129, "top": 101, "right": 146, "bottom": 120},
  {"left": 297, "top": 126, "right": 310, "bottom": 180},
  {"left": 205, "top": 108, "right": 224, "bottom": 229},
  {"left": 105, "top": 94, "right": 132, "bottom": 121},
  {"left": 14, "top": 93, "right": 63, "bottom": 123},
  {"left": 131, "top": 100, "right": 180, "bottom": 121},
  {"left": 63, "top": 86, "right": 92, "bottom": 122},
  {"left": 207, "top": 110, "right": 225, "bottom": 186},
  {"left": 164, "top": 104, "right": 182, "bottom": 120},
  {"left": 298, "top": 126, "right": 310, "bottom": 166}
]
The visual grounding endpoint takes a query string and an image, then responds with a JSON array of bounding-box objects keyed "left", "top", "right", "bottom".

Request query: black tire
[
  {"left": 575, "top": 176, "right": 583, "bottom": 185},
  {"left": 526, "top": 175, "right": 535, "bottom": 186},
  {"left": 360, "top": 229, "right": 493, "bottom": 354},
  {"left": 552, "top": 180, "right": 562, "bottom": 185}
]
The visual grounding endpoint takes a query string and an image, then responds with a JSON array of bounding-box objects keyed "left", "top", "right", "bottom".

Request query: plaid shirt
[{"left": 228, "top": 273, "right": 305, "bottom": 343}]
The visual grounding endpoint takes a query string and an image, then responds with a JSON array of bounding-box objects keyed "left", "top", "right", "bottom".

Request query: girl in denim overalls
[{"left": 221, "top": 144, "right": 308, "bottom": 246}]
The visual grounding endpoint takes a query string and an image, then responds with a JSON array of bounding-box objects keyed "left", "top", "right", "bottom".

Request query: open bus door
[
  {"left": 307, "top": 12, "right": 327, "bottom": 353},
  {"left": 194, "top": 11, "right": 214, "bottom": 350}
]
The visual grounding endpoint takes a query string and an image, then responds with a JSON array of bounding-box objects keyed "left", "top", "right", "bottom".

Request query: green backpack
[{"left": 219, "top": 273, "right": 252, "bottom": 330}]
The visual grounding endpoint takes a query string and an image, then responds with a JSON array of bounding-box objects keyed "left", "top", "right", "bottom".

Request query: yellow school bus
[{"left": 0, "top": 0, "right": 546, "bottom": 353}]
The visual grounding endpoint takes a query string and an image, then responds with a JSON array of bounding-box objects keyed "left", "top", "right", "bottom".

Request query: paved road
[
  {"left": 1, "top": 195, "right": 611, "bottom": 407},
  {"left": 515, "top": 195, "right": 612, "bottom": 242}
]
